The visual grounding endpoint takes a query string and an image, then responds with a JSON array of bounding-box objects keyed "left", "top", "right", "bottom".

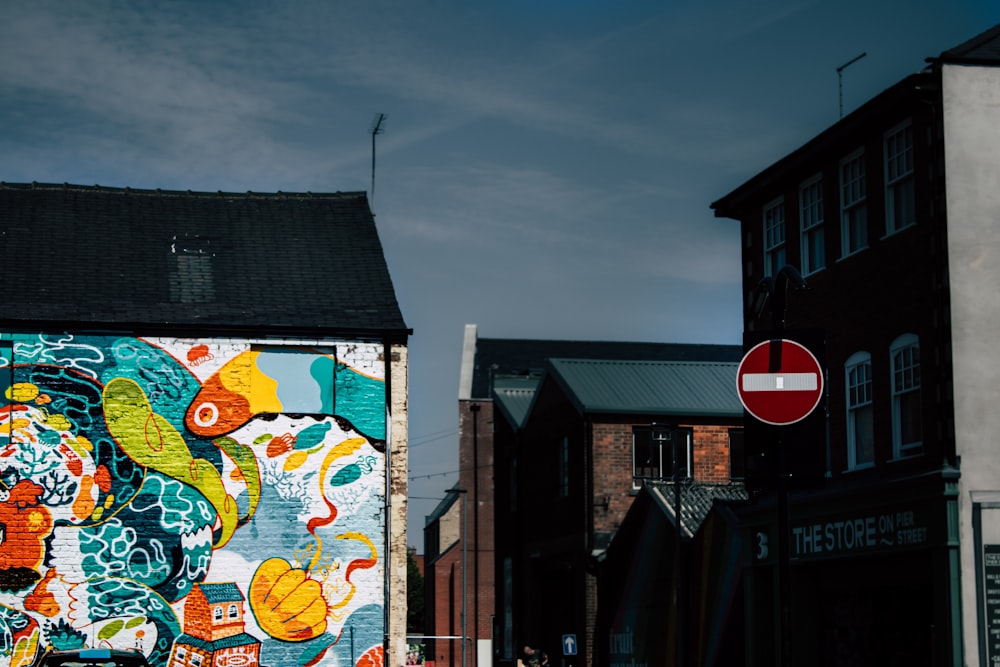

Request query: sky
[{"left": 2, "top": 0, "right": 998, "bottom": 552}]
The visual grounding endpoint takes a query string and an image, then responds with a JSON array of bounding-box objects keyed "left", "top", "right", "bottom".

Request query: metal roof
[
  {"left": 547, "top": 358, "right": 742, "bottom": 418},
  {"left": 464, "top": 331, "right": 742, "bottom": 400},
  {"left": 492, "top": 375, "right": 541, "bottom": 429}
]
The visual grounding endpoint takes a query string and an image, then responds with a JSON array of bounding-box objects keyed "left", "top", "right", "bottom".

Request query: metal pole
[
  {"left": 778, "top": 432, "right": 791, "bottom": 667},
  {"left": 463, "top": 491, "right": 468, "bottom": 667},
  {"left": 674, "top": 429, "right": 684, "bottom": 667},
  {"left": 453, "top": 488, "right": 468, "bottom": 667}
]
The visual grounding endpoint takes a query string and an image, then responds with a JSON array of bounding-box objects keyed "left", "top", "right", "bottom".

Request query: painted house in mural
[
  {"left": 169, "top": 583, "right": 260, "bottom": 667},
  {"left": 0, "top": 183, "right": 410, "bottom": 667}
]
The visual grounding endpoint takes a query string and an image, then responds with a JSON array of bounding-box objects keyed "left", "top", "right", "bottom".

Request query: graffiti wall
[{"left": 0, "top": 334, "right": 388, "bottom": 667}]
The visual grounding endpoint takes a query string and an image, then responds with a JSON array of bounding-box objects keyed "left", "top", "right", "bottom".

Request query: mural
[{"left": 0, "top": 334, "right": 388, "bottom": 667}]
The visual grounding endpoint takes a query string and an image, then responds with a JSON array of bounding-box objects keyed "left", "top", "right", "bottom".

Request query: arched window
[
  {"left": 890, "top": 334, "right": 922, "bottom": 457},
  {"left": 228, "top": 603, "right": 239, "bottom": 619},
  {"left": 845, "top": 351, "right": 874, "bottom": 469},
  {"left": 214, "top": 606, "right": 223, "bottom": 621}
]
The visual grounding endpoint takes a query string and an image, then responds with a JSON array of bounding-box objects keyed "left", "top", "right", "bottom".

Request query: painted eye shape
[{"left": 193, "top": 402, "right": 220, "bottom": 428}]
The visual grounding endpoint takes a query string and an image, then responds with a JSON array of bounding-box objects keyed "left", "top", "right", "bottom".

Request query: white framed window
[
  {"left": 885, "top": 121, "right": 915, "bottom": 235},
  {"left": 800, "top": 175, "right": 825, "bottom": 275},
  {"left": 228, "top": 603, "right": 239, "bottom": 619},
  {"left": 213, "top": 606, "right": 223, "bottom": 621},
  {"left": 763, "top": 198, "right": 786, "bottom": 276},
  {"left": 632, "top": 425, "right": 691, "bottom": 487},
  {"left": 840, "top": 150, "right": 867, "bottom": 257},
  {"left": 891, "top": 334, "right": 922, "bottom": 458},
  {"left": 845, "top": 351, "right": 874, "bottom": 469}
]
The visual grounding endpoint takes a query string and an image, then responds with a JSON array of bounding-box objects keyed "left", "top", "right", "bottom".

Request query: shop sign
[
  {"left": 753, "top": 503, "right": 939, "bottom": 563},
  {"left": 984, "top": 545, "right": 1000, "bottom": 664},
  {"left": 790, "top": 507, "right": 931, "bottom": 559}
]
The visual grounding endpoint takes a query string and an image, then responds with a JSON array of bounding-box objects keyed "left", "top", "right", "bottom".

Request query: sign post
[{"left": 738, "top": 336, "right": 824, "bottom": 667}]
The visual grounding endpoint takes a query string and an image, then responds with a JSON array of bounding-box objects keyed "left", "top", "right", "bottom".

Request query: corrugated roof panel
[
  {"left": 548, "top": 358, "right": 742, "bottom": 417},
  {"left": 493, "top": 375, "right": 541, "bottom": 429}
]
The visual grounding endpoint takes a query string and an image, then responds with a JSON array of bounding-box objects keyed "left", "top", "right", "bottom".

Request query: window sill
[{"left": 844, "top": 462, "right": 876, "bottom": 473}]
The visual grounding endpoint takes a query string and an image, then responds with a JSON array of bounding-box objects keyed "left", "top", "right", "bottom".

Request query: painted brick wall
[{"left": 0, "top": 334, "right": 389, "bottom": 667}]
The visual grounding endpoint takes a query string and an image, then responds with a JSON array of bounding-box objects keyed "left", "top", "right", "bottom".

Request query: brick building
[
  {"left": 710, "top": 24, "right": 1000, "bottom": 665},
  {"left": 0, "top": 183, "right": 410, "bottom": 667},
  {"left": 423, "top": 325, "right": 744, "bottom": 667}
]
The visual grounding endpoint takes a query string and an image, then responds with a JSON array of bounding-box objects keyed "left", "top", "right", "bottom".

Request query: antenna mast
[
  {"left": 369, "top": 112, "right": 387, "bottom": 213},
  {"left": 837, "top": 52, "right": 867, "bottom": 119}
]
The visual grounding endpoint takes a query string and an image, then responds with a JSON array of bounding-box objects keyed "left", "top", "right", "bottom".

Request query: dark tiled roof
[
  {"left": 937, "top": 23, "right": 1000, "bottom": 64},
  {"left": 0, "top": 182, "right": 408, "bottom": 337},
  {"left": 646, "top": 481, "right": 748, "bottom": 539},
  {"left": 470, "top": 337, "right": 742, "bottom": 399}
]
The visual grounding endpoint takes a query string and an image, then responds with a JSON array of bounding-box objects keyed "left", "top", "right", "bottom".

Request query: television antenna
[
  {"left": 837, "top": 52, "right": 867, "bottom": 119},
  {"left": 369, "top": 113, "right": 387, "bottom": 213}
]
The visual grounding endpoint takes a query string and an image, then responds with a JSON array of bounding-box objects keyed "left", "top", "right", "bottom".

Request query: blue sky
[{"left": 2, "top": 0, "right": 998, "bottom": 551}]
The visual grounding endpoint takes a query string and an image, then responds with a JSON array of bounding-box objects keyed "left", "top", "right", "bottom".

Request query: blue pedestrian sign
[{"left": 562, "top": 634, "right": 577, "bottom": 656}]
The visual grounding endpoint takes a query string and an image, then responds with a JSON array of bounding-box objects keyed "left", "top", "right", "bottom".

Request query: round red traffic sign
[{"left": 737, "top": 339, "right": 824, "bottom": 426}]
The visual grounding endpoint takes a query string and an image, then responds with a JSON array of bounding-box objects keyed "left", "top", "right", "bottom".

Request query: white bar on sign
[{"left": 742, "top": 372, "right": 818, "bottom": 392}]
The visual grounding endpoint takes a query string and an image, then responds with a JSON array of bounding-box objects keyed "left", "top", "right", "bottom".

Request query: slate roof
[
  {"left": 0, "top": 182, "right": 409, "bottom": 338},
  {"left": 547, "top": 358, "right": 742, "bottom": 418},
  {"left": 645, "top": 481, "right": 748, "bottom": 539}
]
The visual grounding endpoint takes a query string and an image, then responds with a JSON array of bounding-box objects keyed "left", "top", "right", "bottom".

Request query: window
[
  {"left": 891, "top": 334, "right": 922, "bottom": 457},
  {"left": 885, "top": 121, "right": 915, "bottom": 234},
  {"left": 840, "top": 150, "right": 867, "bottom": 257},
  {"left": 213, "top": 606, "right": 223, "bottom": 621},
  {"left": 228, "top": 603, "right": 239, "bottom": 619},
  {"left": 763, "top": 198, "right": 786, "bottom": 276},
  {"left": 728, "top": 428, "right": 745, "bottom": 481},
  {"left": 633, "top": 425, "right": 691, "bottom": 486},
  {"left": 558, "top": 436, "right": 570, "bottom": 497},
  {"left": 800, "top": 176, "right": 825, "bottom": 274},
  {"left": 845, "top": 352, "right": 874, "bottom": 469},
  {"left": 190, "top": 655, "right": 202, "bottom": 667}
]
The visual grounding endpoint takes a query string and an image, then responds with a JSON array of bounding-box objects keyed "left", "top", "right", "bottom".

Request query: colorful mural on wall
[{"left": 0, "top": 334, "right": 388, "bottom": 667}]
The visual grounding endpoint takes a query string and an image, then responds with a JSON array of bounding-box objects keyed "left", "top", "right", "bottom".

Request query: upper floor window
[
  {"left": 213, "top": 606, "right": 223, "bottom": 621},
  {"left": 840, "top": 150, "right": 867, "bottom": 257},
  {"left": 228, "top": 603, "right": 239, "bottom": 619},
  {"left": 885, "top": 121, "right": 915, "bottom": 235},
  {"left": 728, "top": 428, "right": 745, "bottom": 481},
  {"left": 800, "top": 175, "right": 825, "bottom": 275},
  {"left": 558, "top": 436, "right": 570, "bottom": 498},
  {"left": 763, "top": 198, "right": 786, "bottom": 276},
  {"left": 633, "top": 425, "right": 691, "bottom": 487},
  {"left": 845, "top": 351, "right": 874, "bottom": 469},
  {"left": 891, "top": 334, "right": 922, "bottom": 458}
]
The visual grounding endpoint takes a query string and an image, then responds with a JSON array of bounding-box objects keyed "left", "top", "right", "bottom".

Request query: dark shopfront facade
[{"left": 737, "top": 472, "right": 961, "bottom": 666}]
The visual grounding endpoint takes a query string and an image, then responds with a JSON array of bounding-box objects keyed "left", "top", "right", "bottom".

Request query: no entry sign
[{"left": 737, "top": 338, "right": 824, "bottom": 426}]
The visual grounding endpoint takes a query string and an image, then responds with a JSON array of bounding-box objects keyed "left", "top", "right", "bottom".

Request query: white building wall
[{"left": 943, "top": 62, "right": 1000, "bottom": 666}]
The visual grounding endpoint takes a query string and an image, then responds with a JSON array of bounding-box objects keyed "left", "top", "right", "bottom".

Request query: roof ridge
[{"left": 0, "top": 181, "right": 367, "bottom": 199}]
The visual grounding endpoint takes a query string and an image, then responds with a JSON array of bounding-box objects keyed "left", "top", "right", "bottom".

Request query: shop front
[{"left": 738, "top": 475, "right": 962, "bottom": 666}]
